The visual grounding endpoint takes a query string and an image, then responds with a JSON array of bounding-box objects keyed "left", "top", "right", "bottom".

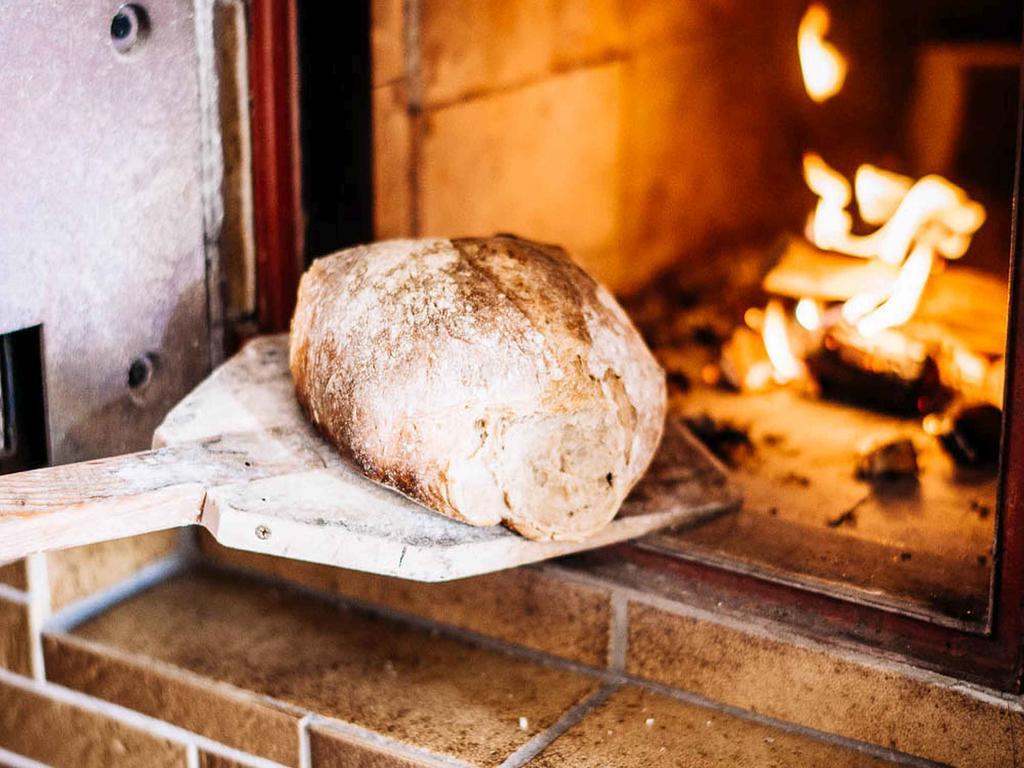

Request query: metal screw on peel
[
  {"left": 255, "top": 525, "right": 271, "bottom": 540},
  {"left": 110, "top": 4, "right": 150, "bottom": 55}
]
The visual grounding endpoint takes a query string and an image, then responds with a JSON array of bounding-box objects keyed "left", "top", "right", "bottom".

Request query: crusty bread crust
[{"left": 289, "top": 236, "right": 666, "bottom": 541}]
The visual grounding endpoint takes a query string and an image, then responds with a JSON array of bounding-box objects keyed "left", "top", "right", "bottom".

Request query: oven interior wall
[
  {"left": 375, "top": 0, "right": 1020, "bottom": 295},
  {"left": 376, "top": 0, "right": 816, "bottom": 294}
]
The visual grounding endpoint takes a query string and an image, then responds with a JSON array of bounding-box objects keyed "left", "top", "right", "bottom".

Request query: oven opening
[{"left": 591, "top": 3, "right": 1022, "bottom": 630}]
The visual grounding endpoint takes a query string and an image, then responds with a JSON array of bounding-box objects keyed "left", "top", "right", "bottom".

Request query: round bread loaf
[{"left": 289, "top": 236, "right": 666, "bottom": 541}]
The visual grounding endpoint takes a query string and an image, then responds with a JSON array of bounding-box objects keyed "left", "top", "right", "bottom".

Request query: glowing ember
[
  {"left": 798, "top": 4, "right": 847, "bottom": 103},
  {"left": 744, "top": 306, "right": 765, "bottom": 331},
  {"left": 763, "top": 300, "right": 805, "bottom": 382}
]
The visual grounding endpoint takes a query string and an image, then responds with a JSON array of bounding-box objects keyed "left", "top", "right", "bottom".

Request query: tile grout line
[
  {"left": 45, "top": 631, "right": 309, "bottom": 721},
  {"left": 0, "top": 746, "right": 49, "bottom": 768},
  {"left": 297, "top": 713, "right": 313, "bottom": 768},
  {"left": 0, "top": 583, "right": 30, "bottom": 604},
  {"left": 607, "top": 591, "right": 628, "bottom": 673},
  {"left": 497, "top": 684, "right": 619, "bottom": 768},
  {"left": 24, "top": 554, "right": 51, "bottom": 683}
]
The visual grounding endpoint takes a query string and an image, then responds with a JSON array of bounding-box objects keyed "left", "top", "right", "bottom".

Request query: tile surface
[
  {"left": 198, "top": 752, "right": 264, "bottom": 768},
  {"left": 528, "top": 685, "right": 895, "bottom": 767},
  {"left": 371, "top": 0, "right": 405, "bottom": 88},
  {"left": 0, "top": 560, "right": 27, "bottom": 590},
  {"left": 46, "top": 530, "right": 179, "bottom": 610},
  {"left": 627, "top": 601, "right": 1024, "bottom": 768},
  {"left": 63, "top": 569, "right": 599, "bottom": 767},
  {"left": 44, "top": 633, "right": 304, "bottom": 767},
  {"left": 0, "top": 678, "right": 188, "bottom": 768},
  {"left": 201, "top": 535, "right": 612, "bottom": 666},
  {"left": 309, "top": 726, "right": 437, "bottom": 768},
  {"left": 0, "top": 596, "right": 31, "bottom": 675}
]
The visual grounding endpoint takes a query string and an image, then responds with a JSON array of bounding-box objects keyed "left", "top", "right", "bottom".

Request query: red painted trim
[{"left": 249, "top": 0, "right": 303, "bottom": 333}]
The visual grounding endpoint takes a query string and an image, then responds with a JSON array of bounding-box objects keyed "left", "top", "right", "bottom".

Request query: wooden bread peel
[{"left": 0, "top": 335, "right": 740, "bottom": 581}]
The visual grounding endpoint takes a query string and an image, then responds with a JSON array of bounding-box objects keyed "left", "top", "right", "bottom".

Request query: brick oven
[{"left": 1, "top": 1, "right": 1023, "bottom": 766}]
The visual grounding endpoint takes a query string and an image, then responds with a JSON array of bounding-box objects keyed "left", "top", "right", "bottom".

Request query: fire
[
  {"left": 747, "top": 4, "right": 991, "bottom": 387},
  {"left": 798, "top": 162, "right": 986, "bottom": 340},
  {"left": 804, "top": 160, "right": 986, "bottom": 265},
  {"left": 803, "top": 153, "right": 855, "bottom": 252},
  {"left": 795, "top": 298, "right": 822, "bottom": 331},
  {"left": 853, "top": 243, "right": 934, "bottom": 337},
  {"left": 763, "top": 300, "right": 805, "bottom": 382},
  {"left": 854, "top": 165, "right": 912, "bottom": 226},
  {"left": 798, "top": 4, "right": 847, "bottom": 103}
]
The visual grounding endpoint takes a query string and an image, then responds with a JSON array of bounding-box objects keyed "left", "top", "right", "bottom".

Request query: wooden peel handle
[{"left": 0, "top": 449, "right": 206, "bottom": 562}]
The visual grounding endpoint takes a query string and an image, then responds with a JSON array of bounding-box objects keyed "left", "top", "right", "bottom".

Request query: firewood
[{"left": 805, "top": 326, "right": 950, "bottom": 415}]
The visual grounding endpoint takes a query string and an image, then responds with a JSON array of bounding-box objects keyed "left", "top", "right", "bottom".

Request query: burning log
[{"left": 804, "top": 326, "right": 949, "bottom": 415}]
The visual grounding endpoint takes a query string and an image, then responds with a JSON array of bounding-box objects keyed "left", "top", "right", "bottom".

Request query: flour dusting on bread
[{"left": 289, "top": 236, "right": 666, "bottom": 541}]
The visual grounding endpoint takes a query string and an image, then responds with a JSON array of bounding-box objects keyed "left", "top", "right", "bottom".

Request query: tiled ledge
[
  {"left": 34, "top": 565, "right": 915, "bottom": 768},
  {"left": 196, "top": 536, "right": 1024, "bottom": 768}
]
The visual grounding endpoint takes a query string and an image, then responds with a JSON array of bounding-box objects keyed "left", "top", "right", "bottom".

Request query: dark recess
[
  {"left": 0, "top": 325, "right": 49, "bottom": 475},
  {"left": 296, "top": 0, "right": 374, "bottom": 264}
]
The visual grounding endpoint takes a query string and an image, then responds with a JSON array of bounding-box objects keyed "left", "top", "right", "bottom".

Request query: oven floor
[
  {"left": 624, "top": 242, "right": 998, "bottom": 630},
  {"left": 643, "top": 377, "right": 995, "bottom": 630}
]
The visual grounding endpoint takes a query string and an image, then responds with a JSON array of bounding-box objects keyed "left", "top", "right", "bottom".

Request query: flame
[
  {"left": 854, "top": 243, "right": 934, "bottom": 337},
  {"left": 734, "top": 7, "right": 992, "bottom": 395},
  {"left": 804, "top": 156, "right": 986, "bottom": 265},
  {"left": 803, "top": 153, "right": 851, "bottom": 206},
  {"left": 952, "top": 348, "right": 987, "bottom": 386},
  {"left": 798, "top": 4, "right": 847, "bottom": 103},
  {"left": 763, "top": 300, "right": 805, "bottom": 382},
  {"left": 855, "top": 165, "right": 912, "bottom": 226},
  {"left": 746, "top": 362, "right": 775, "bottom": 391},
  {"left": 802, "top": 153, "right": 856, "bottom": 251},
  {"left": 795, "top": 298, "right": 822, "bottom": 331}
]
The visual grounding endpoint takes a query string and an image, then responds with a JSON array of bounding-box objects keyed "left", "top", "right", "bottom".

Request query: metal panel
[{"left": 0, "top": 0, "right": 211, "bottom": 462}]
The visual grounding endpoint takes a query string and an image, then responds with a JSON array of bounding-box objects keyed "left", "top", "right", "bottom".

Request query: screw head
[
  {"left": 110, "top": 4, "right": 150, "bottom": 56},
  {"left": 255, "top": 525, "right": 271, "bottom": 540}
]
